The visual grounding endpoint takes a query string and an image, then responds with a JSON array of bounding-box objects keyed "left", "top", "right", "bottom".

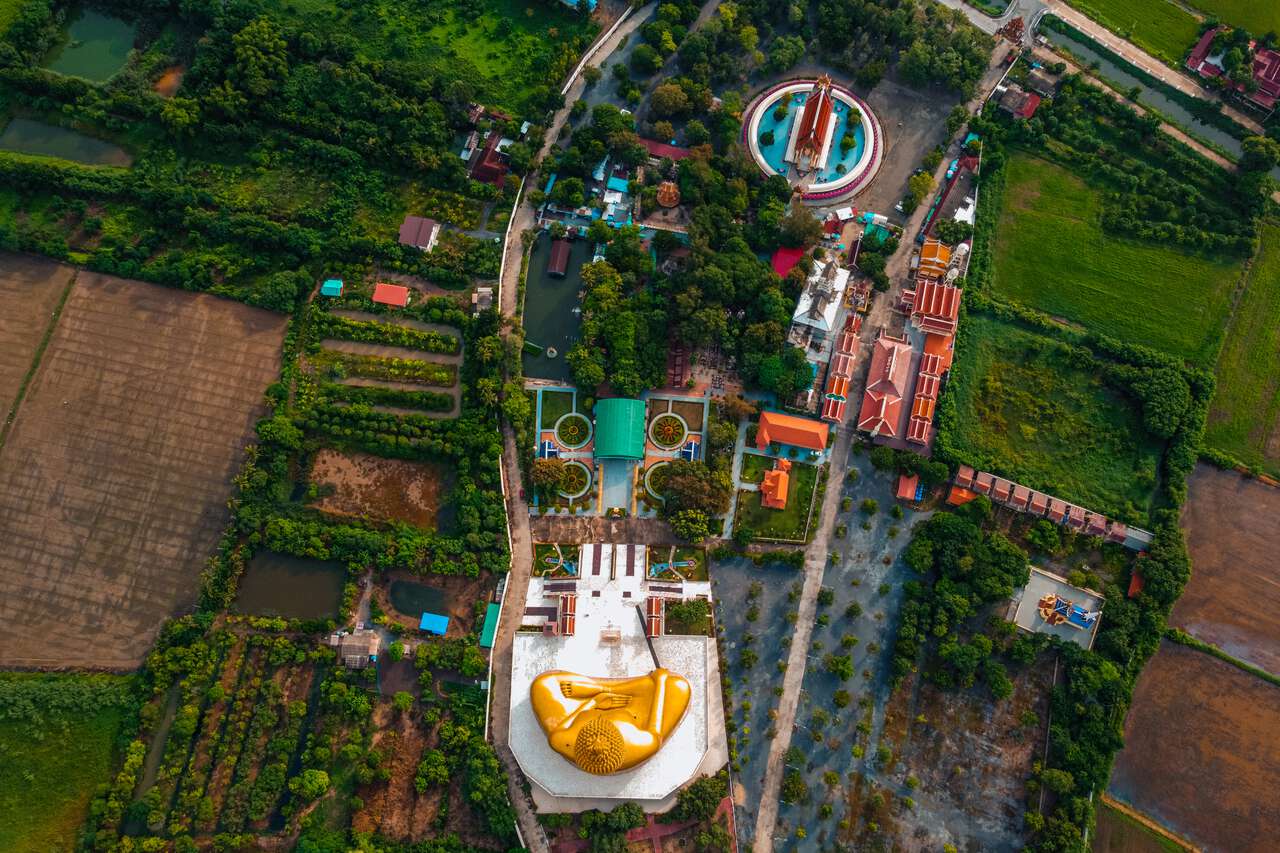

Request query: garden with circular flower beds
[
  {"left": 559, "top": 461, "right": 592, "bottom": 499},
  {"left": 555, "top": 413, "right": 591, "bottom": 449},
  {"left": 649, "top": 414, "right": 687, "bottom": 449}
]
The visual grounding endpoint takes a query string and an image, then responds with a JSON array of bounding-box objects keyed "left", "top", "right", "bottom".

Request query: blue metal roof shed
[
  {"left": 419, "top": 612, "right": 449, "bottom": 635},
  {"left": 320, "top": 279, "right": 343, "bottom": 297}
]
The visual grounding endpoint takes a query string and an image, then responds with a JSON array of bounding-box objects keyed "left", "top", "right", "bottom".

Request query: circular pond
[
  {"left": 559, "top": 460, "right": 593, "bottom": 499},
  {"left": 644, "top": 461, "right": 671, "bottom": 503},
  {"left": 649, "top": 413, "right": 687, "bottom": 450},
  {"left": 555, "top": 412, "right": 592, "bottom": 449}
]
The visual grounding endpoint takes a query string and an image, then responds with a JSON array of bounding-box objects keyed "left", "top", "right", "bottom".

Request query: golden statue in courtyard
[{"left": 530, "top": 669, "right": 691, "bottom": 775}]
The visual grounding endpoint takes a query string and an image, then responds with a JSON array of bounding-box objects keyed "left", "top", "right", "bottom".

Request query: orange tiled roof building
[
  {"left": 756, "top": 411, "right": 829, "bottom": 452},
  {"left": 761, "top": 459, "right": 791, "bottom": 509}
]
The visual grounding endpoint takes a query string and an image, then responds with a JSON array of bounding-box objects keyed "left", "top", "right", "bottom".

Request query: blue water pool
[{"left": 756, "top": 91, "right": 866, "bottom": 184}]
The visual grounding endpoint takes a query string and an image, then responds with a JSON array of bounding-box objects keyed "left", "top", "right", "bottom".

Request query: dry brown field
[
  {"left": 309, "top": 448, "right": 452, "bottom": 529},
  {"left": 1176, "top": 464, "right": 1280, "bottom": 674},
  {"left": 0, "top": 255, "right": 75, "bottom": 418},
  {"left": 1109, "top": 640, "right": 1280, "bottom": 853},
  {"left": 0, "top": 272, "right": 286, "bottom": 668}
]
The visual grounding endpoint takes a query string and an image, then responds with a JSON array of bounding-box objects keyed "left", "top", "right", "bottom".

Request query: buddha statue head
[{"left": 530, "top": 668, "right": 691, "bottom": 775}]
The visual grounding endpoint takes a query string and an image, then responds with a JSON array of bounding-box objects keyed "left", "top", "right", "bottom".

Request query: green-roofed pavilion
[
  {"left": 478, "top": 602, "right": 499, "bottom": 649},
  {"left": 593, "top": 397, "right": 645, "bottom": 459}
]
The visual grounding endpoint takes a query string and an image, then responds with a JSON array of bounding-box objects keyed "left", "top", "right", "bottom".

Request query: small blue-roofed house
[
  {"left": 320, "top": 279, "right": 343, "bottom": 297},
  {"left": 419, "top": 612, "right": 449, "bottom": 636}
]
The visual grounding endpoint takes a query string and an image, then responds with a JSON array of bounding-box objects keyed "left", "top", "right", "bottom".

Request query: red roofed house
[
  {"left": 917, "top": 238, "right": 952, "bottom": 279},
  {"left": 947, "top": 485, "right": 978, "bottom": 505},
  {"left": 639, "top": 138, "right": 692, "bottom": 161},
  {"left": 756, "top": 410, "right": 830, "bottom": 453},
  {"left": 761, "top": 459, "right": 791, "bottom": 509},
  {"left": 821, "top": 396, "right": 846, "bottom": 422},
  {"left": 1085, "top": 513, "right": 1108, "bottom": 537},
  {"left": 548, "top": 239, "right": 571, "bottom": 277},
  {"left": 1107, "top": 521, "right": 1128, "bottom": 545},
  {"left": 399, "top": 216, "right": 440, "bottom": 252},
  {"left": 829, "top": 352, "right": 856, "bottom": 379},
  {"left": 1186, "top": 26, "right": 1280, "bottom": 116},
  {"left": 372, "top": 282, "right": 410, "bottom": 308},
  {"left": 896, "top": 473, "right": 920, "bottom": 501},
  {"left": 1067, "top": 505, "right": 1087, "bottom": 530},
  {"left": 999, "top": 85, "right": 1041, "bottom": 119},
  {"left": 991, "top": 478, "right": 1012, "bottom": 504},
  {"left": 1029, "top": 491, "right": 1050, "bottom": 516},
  {"left": 973, "top": 471, "right": 994, "bottom": 495},
  {"left": 469, "top": 131, "right": 509, "bottom": 186},
  {"left": 914, "top": 371, "right": 940, "bottom": 402},
  {"left": 857, "top": 334, "right": 913, "bottom": 438},
  {"left": 906, "top": 416, "right": 932, "bottom": 446},
  {"left": 836, "top": 328, "right": 859, "bottom": 356},
  {"left": 1046, "top": 498, "right": 1069, "bottom": 524},
  {"left": 910, "top": 279, "right": 962, "bottom": 336},
  {"left": 1009, "top": 484, "right": 1031, "bottom": 511},
  {"left": 955, "top": 464, "right": 975, "bottom": 489}
]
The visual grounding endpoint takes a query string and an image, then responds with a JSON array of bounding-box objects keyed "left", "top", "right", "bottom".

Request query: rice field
[
  {"left": 1188, "top": 0, "right": 1280, "bottom": 34},
  {"left": 1062, "top": 0, "right": 1202, "bottom": 66},
  {"left": 990, "top": 153, "right": 1241, "bottom": 367}
]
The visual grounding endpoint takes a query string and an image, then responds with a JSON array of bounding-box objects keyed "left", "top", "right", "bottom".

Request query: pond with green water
[
  {"left": 234, "top": 553, "right": 346, "bottom": 620},
  {"left": 388, "top": 580, "right": 450, "bottom": 618},
  {"left": 522, "top": 232, "right": 589, "bottom": 383},
  {"left": 0, "top": 119, "right": 131, "bottom": 166},
  {"left": 44, "top": 9, "right": 137, "bottom": 82}
]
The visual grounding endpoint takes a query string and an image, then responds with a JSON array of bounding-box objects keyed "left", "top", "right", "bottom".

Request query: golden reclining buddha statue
[{"left": 530, "top": 668, "right": 691, "bottom": 775}]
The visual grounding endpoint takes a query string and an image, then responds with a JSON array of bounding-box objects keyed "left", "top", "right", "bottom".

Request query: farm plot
[
  {"left": 1061, "top": 0, "right": 1202, "bottom": 66},
  {"left": 1175, "top": 464, "right": 1280, "bottom": 675},
  {"left": 944, "top": 315, "right": 1162, "bottom": 523},
  {"left": 1109, "top": 640, "right": 1280, "bottom": 852},
  {"left": 1186, "top": 0, "right": 1280, "bottom": 33},
  {"left": 1203, "top": 222, "right": 1280, "bottom": 475},
  {"left": 310, "top": 448, "right": 455, "bottom": 530},
  {"left": 991, "top": 154, "right": 1240, "bottom": 367},
  {"left": 0, "top": 272, "right": 286, "bottom": 668},
  {"left": 0, "top": 254, "right": 75, "bottom": 419}
]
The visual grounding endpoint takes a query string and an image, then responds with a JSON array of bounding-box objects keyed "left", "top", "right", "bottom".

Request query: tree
[
  {"left": 671, "top": 772, "right": 728, "bottom": 821},
  {"left": 670, "top": 508, "right": 712, "bottom": 543},
  {"left": 160, "top": 97, "right": 200, "bottom": 136},
  {"left": 415, "top": 749, "right": 449, "bottom": 791},
  {"left": 552, "top": 176, "right": 586, "bottom": 208},
  {"left": 583, "top": 65, "right": 603, "bottom": 86},
  {"left": 531, "top": 457, "right": 568, "bottom": 491},
  {"left": 663, "top": 460, "right": 732, "bottom": 515},
  {"left": 1026, "top": 519, "right": 1060, "bottom": 554},
  {"left": 779, "top": 204, "right": 823, "bottom": 247},
  {"left": 392, "top": 691, "right": 413, "bottom": 713},
  {"left": 632, "top": 44, "right": 662, "bottom": 76},
  {"left": 780, "top": 769, "right": 807, "bottom": 803},
  {"left": 934, "top": 219, "right": 973, "bottom": 246},
  {"left": 288, "top": 769, "right": 330, "bottom": 802},
  {"left": 653, "top": 119, "right": 675, "bottom": 141},
  {"left": 907, "top": 172, "right": 935, "bottom": 206},
  {"left": 1133, "top": 367, "right": 1190, "bottom": 439},
  {"left": 823, "top": 653, "right": 854, "bottom": 680},
  {"left": 766, "top": 35, "right": 806, "bottom": 73},
  {"left": 231, "top": 17, "right": 289, "bottom": 98},
  {"left": 650, "top": 82, "right": 692, "bottom": 117}
]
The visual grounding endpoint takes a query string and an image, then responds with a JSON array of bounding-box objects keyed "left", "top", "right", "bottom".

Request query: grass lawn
[
  {"left": 1204, "top": 222, "right": 1280, "bottom": 475},
  {"left": 647, "top": 545, "right": 708, "bottom": 581},
  {"left": 991, "top": 153, "right": 1241, "bottom": 367},
  {"left": 1188, "top": 0, "right": 1280, "bottom": 34},
  {"left": 1061, "top": 0, "right": 1202, "bottom": 66},
  {"left": 946, "top": 315, "right": 1163, "bottom": 523},
  {"left": 0, "top": 674, "right": 134, "bottom": 853},
  {"left": 736, "top": 462, "right": 818, "bottom": 542},
  {"left": 539, "top": 389, "right": 575, "bottom": 430},
  {"left": 739, "top": 452, "right": 773, "bottom": 484}
]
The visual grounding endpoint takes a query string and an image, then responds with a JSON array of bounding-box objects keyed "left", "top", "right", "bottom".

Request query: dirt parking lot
[
  {"left": 1176, "top": 464, "right": 1280, "bottom": 674},
  {"left": 1109, "top": 640, "right": 1280, "bottom": 853},
  {"left": 0, "top": 272, "right": 286, "bottom": 668},
  {"left": 0, "top": 254, "right": 75, "bottom": 418}
]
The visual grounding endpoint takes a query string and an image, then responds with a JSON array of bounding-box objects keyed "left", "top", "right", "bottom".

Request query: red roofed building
[
  {"left": 836, "top": 329, "right": 859, "bottom": 355},
  {"left": 468, "top": 132, "right": 509, "bottom": 186},
  {"left": 974, "top": 471, "right": 994, "bottom": 494},
  {"left": 1085, "top": 513, "right": 1108, "bottom": 537},
  {"left": 793, "top": 76, "right": 837, "bottom": 173},
  {"left": 896, "top": 473, "right": 920, "bottom": 501},
  {"left": 372, "top": 282, "right": 410, "bottom": 308},
  {"left": 762, "top": 459, "right": 791, "bottom": 509},
  {"left": 947, "top": 485, "right": 978, "bottom": 505},
  {"left": 771, "top": 246, "right": 807, "bottom": 279},
  {"left": 914, "top": 372, "right": 940, "bottom": 402},
  {"left": 821, "top": 396, "right": 846, "bottom": 422},
  {"left": 826, "top": 375, "right": 850, "bottom": 399},
  {"left": 955, "top": 464, "right": 975, "bottom": 488},
  {"left": 911, "top": 395, "right": 935, "bottom": 421},
  {"left": 906, "top": 416, "right": 932, "bottom": 445},
  {"left": 1029, "top": 491, "right": 1050, "bottom": 516},
  {"left": 1010, "top": 484, "right": 1031, "bottom": 511},
  {"left": 917, "top": 238, "right": 952, "bottom": 279},
  {"left": 1127, "top": 564, "right": 1144, "bottom": 599},
  {"left": 1067, "top": 505, "right": 1087, "bottom": 530},
  {"left": 830, "top": 352, "right": 856, "bottom": 378},
  {"left": 1047, "top": 498, "right": 1069, "bottom": 524},
  {"left": 548, "top": 239, "right": 571, "bottom": 277},
  {"left": 857, "top": 334, "right": 913, "bottom": 438},
  {"left": 991, "top": 478, "right": 1012, "bottom": 503},
  {"left": 757, "top": 410, "right": 829, "bottom": 452},
  {"left": 1107, "top": 521, "right": 1128, "bottom": 544},
  {"left": 398, "top": 215, "right": 440, "bottom": 252},
  {"left": 910, "top": 279, "right": 962, "bottom": 336},
  {"left": 640, "top": 138, "right": 692, "bottom": 161}
]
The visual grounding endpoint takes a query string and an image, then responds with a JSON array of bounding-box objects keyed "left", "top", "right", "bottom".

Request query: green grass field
[
  {"left": 1188, "top": 0, "right": 1280, "bottom": 34},
  {"left": 1062, "top": 0, "right": 1202, "bottom": 66},
  {"left": 946, "top": 315, "right": 1164, "bottom": 522},
  {"left": 739, "top": 452, "right": 772, "bottom": 484},
  {"left": 0, "top": 674, "right": 135, "bottom": 853},
  {"left": 991, "top": 154, "right": 1241, "bottom": 367},
  {"left": 736, "top": 461, "right": 818, "bottom": 541},
  {"left": 1204, "top": 222, "right": 1280, "bottom": 475}
]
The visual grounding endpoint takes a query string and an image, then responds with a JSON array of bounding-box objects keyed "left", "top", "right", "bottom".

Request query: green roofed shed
[
  {"left": 593, "top": 397, "right": 646, "bottom": 460},
  {"left": 320, "top": 278, "right": 344, "bottom": 297},
  {"left": 479, "top": 602, "right": 500, "bottom": 649}
]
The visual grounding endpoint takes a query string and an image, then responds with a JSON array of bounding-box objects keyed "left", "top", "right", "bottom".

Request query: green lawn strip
[
  {"left": 0, "top": 269, "right": 76, "bottom": 450},
  {"left": 1061, "top": 0, "right": 1202, "bottom": 66},
  {"left": 1165, "top": 627, "right": 1280, "bottom": 687},
  {"left": 991, "top": 153, "right": 1240, "bottom": 367},
  {"left": 538, "top": 389, "right": 575, "bottom": 429},
  {"left": 1096, "top": 801, "right": 1188, "bottom": 853},
  {"left": 736, "top": 462, "right": 818, "bottom": 541},
  {"left": 0, "top": 673, "right": 135, "bottom": 853},
  {"left": 1204, "top": 222, "right": 1280, "bottom": 476},
  {"left": 945, "top": 314, "right": 1162, "bottom": 522},
  {"left": 739, "top": 452, "right": 773, "bottom": 484},
  {"left": 1187, "top": 0, "right": 1280, "bottom": 33}
]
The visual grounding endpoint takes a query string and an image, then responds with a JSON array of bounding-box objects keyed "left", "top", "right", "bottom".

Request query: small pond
[
  {"left": 44, "top": 9, "right": 137, "bottom": 82},
  {"left": 388, "top": 579, "right": 450, "bottom": 618},
  {"left": 522, "top": 232, "right": 590, "bottom": 383},
  {"left": 0, "top": 118, "right": 132, "bottom": 166},
  {"left": 234, "top": 552, "right": 346, "bottom": 620}
]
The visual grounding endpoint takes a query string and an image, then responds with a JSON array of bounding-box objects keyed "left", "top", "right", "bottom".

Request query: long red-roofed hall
[{"left": 756, "top": 410, "right": 830, "bottom": 452}]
